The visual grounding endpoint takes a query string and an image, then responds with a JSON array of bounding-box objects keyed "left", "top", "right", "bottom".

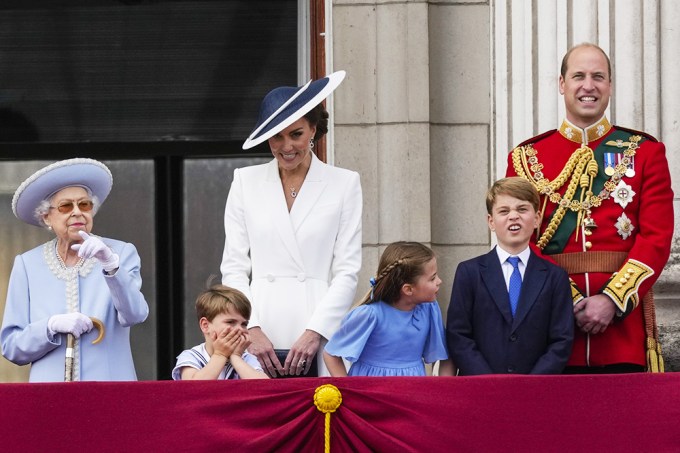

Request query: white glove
[
  {"left": 71, "top": 231, "right": 120, "bottom": 272},
  {"left": 47, "top": 313, "right": 93, "bottom": 339}
]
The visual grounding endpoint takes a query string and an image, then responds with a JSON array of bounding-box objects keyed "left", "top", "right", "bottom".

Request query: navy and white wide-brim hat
[
  {"left": 242, "top": 70, "right": 346, "bottom": 150},
  {"left": 12, "top": 158, "right": 113, "bottom": 227}
]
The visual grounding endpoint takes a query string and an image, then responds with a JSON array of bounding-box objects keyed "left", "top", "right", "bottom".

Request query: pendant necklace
[{"left": 290, "top": 187, "right": 298, "bottom": 198}]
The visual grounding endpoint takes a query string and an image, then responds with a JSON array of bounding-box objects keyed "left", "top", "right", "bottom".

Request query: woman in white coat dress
[
  {"left": 1, "top": 158, "right": 149, "bottom": 382},
  {"left": 221, "top": 71, "right": 362, "bottom": 377}
]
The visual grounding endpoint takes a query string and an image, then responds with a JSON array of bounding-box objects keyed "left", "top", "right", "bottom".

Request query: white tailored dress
[{"left": 220, "top": 153, "right": 362, "bottom": 375}]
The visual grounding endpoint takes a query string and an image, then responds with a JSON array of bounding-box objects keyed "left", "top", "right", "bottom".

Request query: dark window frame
[{"left": 0, "top": 0, "right": 327, "bottom": 380}]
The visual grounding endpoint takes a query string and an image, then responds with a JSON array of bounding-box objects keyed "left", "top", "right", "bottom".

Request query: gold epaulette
[{"left": 602, "top": 259, "right": 654, "bottom": 314}]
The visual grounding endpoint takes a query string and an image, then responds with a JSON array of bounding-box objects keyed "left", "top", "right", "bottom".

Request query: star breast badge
[
  {"left": 612, "top": 181, "right": 635, "bottom": 209},
  {"left": 615, "top": 213, "right": 635, "bottom": 240}
]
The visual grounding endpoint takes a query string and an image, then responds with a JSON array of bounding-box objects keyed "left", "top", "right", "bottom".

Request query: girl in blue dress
[{"left": 324, "top": 242, "right": 454, "bottom": 376}]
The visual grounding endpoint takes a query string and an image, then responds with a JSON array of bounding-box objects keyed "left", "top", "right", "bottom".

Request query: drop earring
[{"left": 309, "top": 139, "right": 314, "bottom": 150}]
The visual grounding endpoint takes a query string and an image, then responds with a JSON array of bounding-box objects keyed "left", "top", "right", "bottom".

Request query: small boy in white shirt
[{"left": 173, "top": 284, "right": 268, "bottom": 380}]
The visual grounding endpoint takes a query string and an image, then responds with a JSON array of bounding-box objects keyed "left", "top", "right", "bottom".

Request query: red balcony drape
[{"left": 1, "top": 374, "right": 678, "bottom": 452}]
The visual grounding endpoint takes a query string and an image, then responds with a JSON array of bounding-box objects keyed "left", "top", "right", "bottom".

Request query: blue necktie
[{"left": 507, "top": 256, "right": 522, "bottom": 317}]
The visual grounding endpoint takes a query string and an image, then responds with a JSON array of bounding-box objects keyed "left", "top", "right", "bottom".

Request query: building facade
[{"left": 0, "top": 0, "right": 677, "bottom": 381}]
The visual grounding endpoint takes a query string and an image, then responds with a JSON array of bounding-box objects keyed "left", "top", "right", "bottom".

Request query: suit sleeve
[
  {"left": 446, "top": 262, "right": 493, "bottom": 375},
  {"left": 529, "top": 266, "right": 574, "bottom": 374},
  {"left": 220, "top": 168, "right": 258, "bottom": 326},
  {"left": 104, "top": 241, "right": 149, "bottom": 327},
  {"left": 1, "top": 255, "right": 60, "bottom": 365},
  {"left": 307, "top": 171, "right": 363, "bottom": 340}
]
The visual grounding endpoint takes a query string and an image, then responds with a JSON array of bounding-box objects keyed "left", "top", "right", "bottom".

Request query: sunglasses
[{"left": 50, "top": 200, "right": 95, "bottom": 214}]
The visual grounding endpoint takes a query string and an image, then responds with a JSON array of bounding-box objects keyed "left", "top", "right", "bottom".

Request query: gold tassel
[
  {"left": 314, "top": 384, "right": 343, "bottom": 452},
  {"left": 646, "top": 337, "right": 664, "bottom": 373}
]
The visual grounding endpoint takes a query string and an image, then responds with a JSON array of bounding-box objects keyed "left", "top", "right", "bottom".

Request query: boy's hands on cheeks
[
  {"left": 232, "top": 331, "right": 251, "bottom": 358},
  {"left": 211, "top": 326, "right": 241, "bottom": 359}
]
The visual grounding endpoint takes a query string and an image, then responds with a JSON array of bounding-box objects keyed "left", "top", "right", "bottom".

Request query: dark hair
[
  {"left": 303, "top": 103, "right": 329, "bottom": 141},
  {"left": 359, "top": 241, "right": 436, "bottom": 305},
  {"left": 486, "top": 177, "right": 540, "bottom": 214},
  {"left": 560, "top": 43, "right": 611, "bottom": 80},
  {"left": 195, "top": 283, "right": 251, "bottom": 322}
]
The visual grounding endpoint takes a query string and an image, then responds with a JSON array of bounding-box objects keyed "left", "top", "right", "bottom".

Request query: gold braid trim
[
  {"left": 511, "top": 135, "right": 641, "bottom": 250},
  {"left": 569, "top": 279, "right": 585, "bottom": 305},
  {"left": 512, "top": 145, "right": 593, "bottom": 249},
  {"left": 602, "top": 259, "right": 654, "bottom": 313}
]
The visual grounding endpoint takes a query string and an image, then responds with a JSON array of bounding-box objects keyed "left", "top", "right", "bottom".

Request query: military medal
[
  {"left": 615, "top": 213, "right": 635, "bottom": 240},
  {"left": 615, "top": 153, "right": 635, "bottom": 178},
  {"left": 604, "top": 153, "right": 616, "bottom": 176},
  {"left": 612, "top": 180, "right": 635, "bottom": 209},
  {"left": 625, "top": 155, "right": 635, "bottom": 177}
]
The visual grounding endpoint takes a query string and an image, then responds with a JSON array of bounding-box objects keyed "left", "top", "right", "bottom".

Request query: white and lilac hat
[
  {"left": 12, "top": 158, "right": 113, "bottom": 227},
  {"left": 242, "top": 70, "right": 346, "bottom": 150}
]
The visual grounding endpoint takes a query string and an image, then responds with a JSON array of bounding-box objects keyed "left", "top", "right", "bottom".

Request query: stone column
[
  {"left": 429, "top": 0, "right": 492, "bottom": 313},
  {"left": 332, "top": 0, "right": 432, "bottom": 292}
]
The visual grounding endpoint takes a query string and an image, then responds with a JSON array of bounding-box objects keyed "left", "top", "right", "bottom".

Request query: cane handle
[{"left": 90, "top": 317, "right": 105, "bottom": 345}]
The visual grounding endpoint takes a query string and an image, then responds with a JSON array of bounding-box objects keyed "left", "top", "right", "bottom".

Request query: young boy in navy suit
[{"left": 446, "top": 177, "right": 574, "bottom": 375}]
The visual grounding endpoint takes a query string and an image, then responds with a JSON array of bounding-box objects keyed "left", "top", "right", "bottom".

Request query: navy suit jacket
[{"left": 446, "top": 248, "right": 574, "bottom": 375}]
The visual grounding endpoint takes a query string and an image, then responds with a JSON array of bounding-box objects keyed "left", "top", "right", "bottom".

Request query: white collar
[{"left": 495, "top": 245, "right": 531, "bottom": 266}]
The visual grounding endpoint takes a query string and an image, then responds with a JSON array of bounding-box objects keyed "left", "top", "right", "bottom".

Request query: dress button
[
  {"left": 267, "top": 274, "right": 275, "bottom": 282},
  {"left": 509, "top": 334, "right": 518, "bottom": 342},
  {"left": 507, "top": 366, "right": 515, "bottom": 373},
  {"left": 297, "top": 273, "right": 306, "bottom": 282}
]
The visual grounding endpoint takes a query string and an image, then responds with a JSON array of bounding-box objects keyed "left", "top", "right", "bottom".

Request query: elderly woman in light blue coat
[{"left": 1, "top": 158, "right": 149, "bottom": 382}]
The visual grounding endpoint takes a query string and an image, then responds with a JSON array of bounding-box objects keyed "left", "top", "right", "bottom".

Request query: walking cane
[{"left": 64, "top": 317, "right": 105, "bottom": 382}]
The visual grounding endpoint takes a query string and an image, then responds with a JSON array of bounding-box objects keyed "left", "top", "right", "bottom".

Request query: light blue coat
[{"left": 1, "top": 237, "right": 149, "bottom": 382}]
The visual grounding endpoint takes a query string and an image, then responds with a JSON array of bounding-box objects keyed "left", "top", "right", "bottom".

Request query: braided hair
[{"left": 358, "top": 241, "right": 436, "bottom": 306}]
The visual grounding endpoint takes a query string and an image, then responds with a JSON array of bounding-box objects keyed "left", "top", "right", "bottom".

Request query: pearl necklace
[{"left": 43, "top": 239, "right": 96, "bottom": 381}]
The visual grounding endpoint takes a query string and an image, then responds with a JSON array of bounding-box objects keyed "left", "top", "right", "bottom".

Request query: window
[{"left": 0, "top": 0, "right": 300, "bottom": 381}]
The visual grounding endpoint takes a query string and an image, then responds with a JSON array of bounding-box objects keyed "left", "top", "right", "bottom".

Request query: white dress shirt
[{"left": 495, "top": 245, "right": 531, "bottom": 291}]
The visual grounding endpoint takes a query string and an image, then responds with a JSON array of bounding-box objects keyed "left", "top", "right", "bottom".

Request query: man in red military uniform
[{"left": 506, "top": 43, "right": 674, "bottom": 373}]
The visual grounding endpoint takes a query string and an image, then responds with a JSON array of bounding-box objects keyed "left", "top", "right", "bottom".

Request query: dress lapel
[
  {"left": 264, "top": 159, "right": 305, "bottom": 269},
  {"left": 289, "top": 153, "right": 328, "bottom": 232}
]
